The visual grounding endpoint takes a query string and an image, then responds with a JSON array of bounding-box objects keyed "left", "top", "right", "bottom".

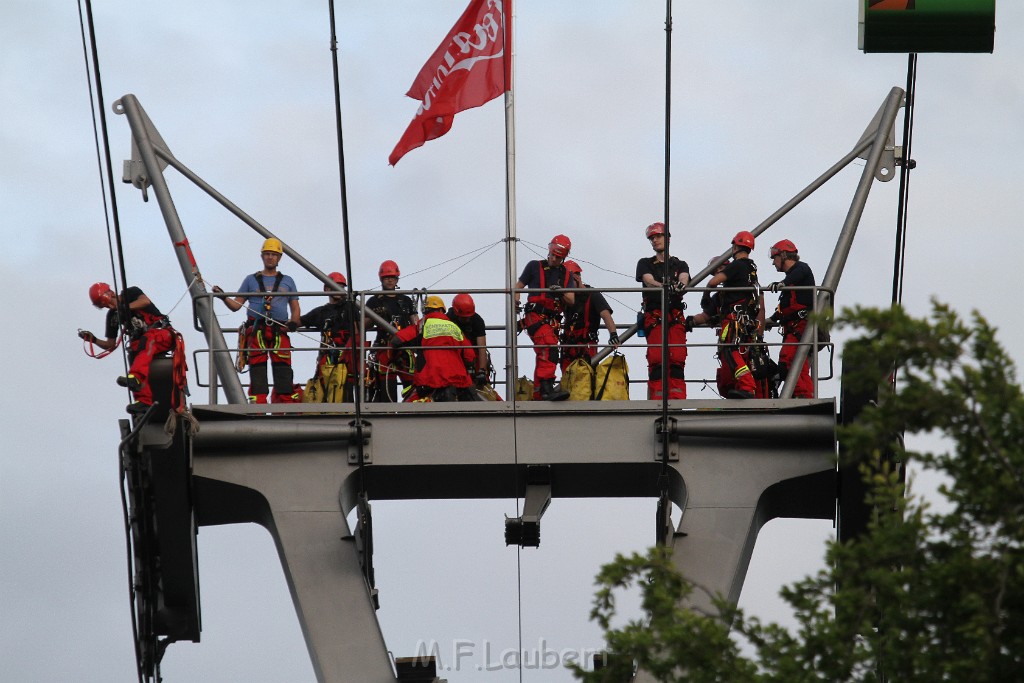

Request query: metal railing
[{"left": 188, "top": 284, "right": 834, "bottom": 404}]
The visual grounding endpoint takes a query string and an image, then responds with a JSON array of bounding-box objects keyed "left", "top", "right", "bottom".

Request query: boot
[
  {"left": 433, "top": 386, "right": 457, "bottom": 402},
  {"left": 726, "top": 389, "right": 755, "bottom": 399},
  {"left": 126, "top": 401, "right": 151, "bottom": 415},
  {"left": 539, "top": 379, "right": 569, "bottom": 401},
  {"left": 117, "top": 374, "right": 143, "bottom": 392},
  {"left": 272, "top": 387, "right": 303, "bottom": 404}
]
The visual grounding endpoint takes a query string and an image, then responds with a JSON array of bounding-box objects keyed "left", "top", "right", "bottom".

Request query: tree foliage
[{"left": 572, "top": 303, "right": 1024, "bottom": 682}]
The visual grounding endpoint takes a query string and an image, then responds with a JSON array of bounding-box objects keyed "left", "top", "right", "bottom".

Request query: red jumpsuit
[
  {"left": 643, "top": 309, "right": 688, "bottom": 400},
  {"left": 775, "top": 260, "right": 816, "bottom": 399},
  {"left": 779, "top": 319, "right": 814, "bottom": 398},
  {"left": 560, "top": 287, "right": 613, "bottom": 370},
  {"left": 715, "top": 259, "right": 760, "bottom": 397},
  {"left": 718, "top": 315, "right": 757, "bottom": 395},
  {"left": 128, "top": 329, "right": 175, "bottom": 405},
  {"left": 394, "top": 312, "right": 476, "bottom": 396},
  {"left": 518, "top": 261, "right": 571, "bottom": 398},
  {"left": 106, "top": 287, "right": 176, "bottom": 406}
]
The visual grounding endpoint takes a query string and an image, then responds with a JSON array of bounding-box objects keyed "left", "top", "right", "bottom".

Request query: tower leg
[
  {"left": 269, "top": 510, "right": 394, "bottom": 683},
  {"left": 193, "top": 454, "right": 394, "bottom": 683}
]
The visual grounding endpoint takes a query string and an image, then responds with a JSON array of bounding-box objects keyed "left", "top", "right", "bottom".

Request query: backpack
[
  {"left": 303, "top": 363, "right": 348, "bottom": 403},
  {"left": 476, "top": 383, "right": 503, "bottom": 401},
  {"left": 595, "top": 353, "right": 630, "bottom": 400},
  {"left": 562, "top": 357, "right": 596, "bottom": 400},
  {"left": 514, "top": 376, "right": 534, "bottom": 401}
]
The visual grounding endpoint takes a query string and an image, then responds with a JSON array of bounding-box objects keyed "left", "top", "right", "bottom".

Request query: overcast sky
[{"left": 3, "top": 1, "right": 1022, "bottom": 681}]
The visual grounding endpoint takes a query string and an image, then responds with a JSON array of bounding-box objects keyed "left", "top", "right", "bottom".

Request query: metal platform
[{"left": 121, "top": 397, "right": 837, "bottom": 682}]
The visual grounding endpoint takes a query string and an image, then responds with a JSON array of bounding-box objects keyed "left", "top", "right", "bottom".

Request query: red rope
[{"left": 82, "top": 334, "right": 120, "bottom": 359}]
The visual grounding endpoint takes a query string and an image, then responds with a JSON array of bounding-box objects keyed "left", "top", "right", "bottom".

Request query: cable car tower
[{"left": 114, "top": 86, "right": 905, "bottom": 683}]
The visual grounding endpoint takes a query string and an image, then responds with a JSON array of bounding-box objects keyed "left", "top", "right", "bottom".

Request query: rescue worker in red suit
[
  {"left": 514, "top": 234, "right": 575, "bottom": 401},
  {"left": 636, "top": 222, "right": 690, "bottom": 400},
  {"left": 78, "top": 283, "right": 176, "bottom": 414},
  {"left": 447, "top": 293, "right": 489, "bottom": 386},
  {"left": 686, "top": 259, "right": 734, "bottom": 397},
  {"left": 560, "top": 260, "right": 620, "bottom": 369},
  {"left": 300, "top": 271, "right": 358, "bottom": 402},
  {"left": 765, "top": 239, "right": 816, "bottom": 398},
  {"left": 391, "top": 296, "right": 476, "bottom": 402},
  {"left": 212, "top": 237, "right": 302, "bottom": 404},
  {"left": 365, "top": 260, "right": 419, "bottom": 402},
  {"left": 706, "top": 231, "right": 761, "bottom": 399}
]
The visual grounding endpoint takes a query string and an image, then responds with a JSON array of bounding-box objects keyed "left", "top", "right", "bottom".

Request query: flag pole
[{"left": 503, "top": 0, "right": 518, "bottom": 396}]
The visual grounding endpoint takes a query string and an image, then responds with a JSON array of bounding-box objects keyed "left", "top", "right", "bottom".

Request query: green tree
[{"left": 573, "top": 303, "right": 1024, "bottom": 682}]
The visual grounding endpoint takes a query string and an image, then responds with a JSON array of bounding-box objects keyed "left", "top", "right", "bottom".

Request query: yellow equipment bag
[
  {"left": 594, "top": 353, "right": 630, "bottom": 401},
  {"left": 235, "top": 323, "right": 248, "bottom": 372},
  {"left": 302, "top": 363, "right": 348, "bottom": 403},
  {"left": 562, "top": 357, "right": 595, "bottom": 400},
  {"left": 303, "top": 375, "right": 322, "bottom": 403},
  {"left": 514, "top": 376, "right": 534, "bottom": 401},
  {"left": 477, "top": 383, "right": 503, "bottom": 401}
]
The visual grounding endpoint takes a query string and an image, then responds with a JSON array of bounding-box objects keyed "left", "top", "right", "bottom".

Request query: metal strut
[
  {"left": 352, "top": 493, "right": 378, "bottom": 610},
  {"left": 504, "top": 465, "right": 552, "bottom": 547}
]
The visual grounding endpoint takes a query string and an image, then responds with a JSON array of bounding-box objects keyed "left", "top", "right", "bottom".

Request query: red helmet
[
  {"left": 564, "top": 260, "right": 582, "bottom": 275},
  {"left": 548, "top": 234, "right": 571, "bottom": 259},
  {"left": 452, "top": 293, "right": 476, "bottom": 317},
  {"left": 645, "top": 222, "right": 666, "bottom": 239},
  {"left": 378, "top": 260, "right": 400, "bottom": 278},
  {"left": 770, "top": 239, "right": 798, "bottom": 258},
  {"left": 732, "top": 230, "right": 755, "bottom": 251},
  {"left": 327, "top": 271, "right": 347, "bottom": 286},
  {"left": 89, "top": 282, "right": 114, "bottom": 308}
]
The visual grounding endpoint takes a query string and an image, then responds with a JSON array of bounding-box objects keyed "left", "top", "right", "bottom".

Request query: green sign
[{"left": 859, "top": 0, "right": 996, "bottom": 53}]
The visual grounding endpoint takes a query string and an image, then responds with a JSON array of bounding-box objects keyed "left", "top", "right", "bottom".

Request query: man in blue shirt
[{"left": 214, "top": 237, "right": 302, "bottom": 404}]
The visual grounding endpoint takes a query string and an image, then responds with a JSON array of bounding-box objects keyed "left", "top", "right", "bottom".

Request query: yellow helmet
[
  {"left": 261, "top": 237, "right": 284, "bottom": 254},
  {"left": 425, "top": 295, "right": 445, "bottom": 311}
]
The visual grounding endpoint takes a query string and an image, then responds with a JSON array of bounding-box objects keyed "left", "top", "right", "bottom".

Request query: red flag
[{"left": 389, "top": 0, "right": 510, "bottom": 166}]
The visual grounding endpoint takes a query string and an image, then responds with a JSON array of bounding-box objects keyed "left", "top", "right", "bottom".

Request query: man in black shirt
[
  {"left": 364, "top": 260, "right": 418, "bottom": 401},
  {"left": 561, "top": 260, "right": 619, "bottom": 369},
  {"left": 635, "top": 221, "right": 689, "bottom": 400},
  {"left": 79, "top": 282, "right": 178, "bottom": 414},
  {"left": 513, "top": 234, "right": 575, "bottom": 400},
  {"left": 300, "top": 271, "right": 358, "bottom": 402},
  {"left": 447, "top": 293, "right": 489, "bottom": 384},
  {"left": 766, "top": 239, "right": 816, "bottom": 398},
  {"left": 706, "top": 231, "right": 760, "bottom": 398}
]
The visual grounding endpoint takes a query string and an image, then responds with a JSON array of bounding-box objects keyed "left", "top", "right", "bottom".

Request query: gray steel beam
[
  {"left": 188, "top": 436, "right": 394, "bottom": 682},
  {"left": 148, "top": 147, "right": 394, "bottom": 335},
  {"left": 779, "top": 87, "right": 905, "bottom": 398},
  {"left": 114, "top": 94, "right": 247, "bottom": 403}
]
